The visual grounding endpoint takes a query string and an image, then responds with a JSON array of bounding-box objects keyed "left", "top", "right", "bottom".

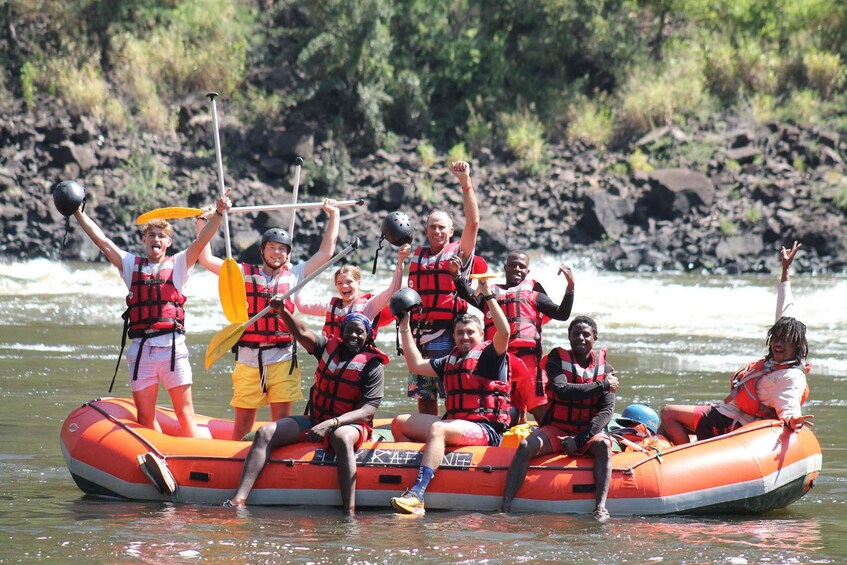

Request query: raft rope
[{"left": 85, "top": 399, "right": 167, "bottom": 459}]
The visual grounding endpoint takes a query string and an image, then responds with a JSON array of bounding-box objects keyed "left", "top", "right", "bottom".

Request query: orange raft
[{"left": 60, "top": 398, "right": 822, "bottom": 515}]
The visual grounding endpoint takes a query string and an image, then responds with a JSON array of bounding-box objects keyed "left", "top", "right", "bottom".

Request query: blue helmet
[{"left": 616, "top": 404, "right": 659, "bottom": 434}]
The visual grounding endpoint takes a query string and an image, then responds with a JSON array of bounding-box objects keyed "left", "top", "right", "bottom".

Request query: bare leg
[
  {"left": 393, "top": 413, "right": 440, "bottom": 443},
  {"left": 168, "top": 384, "right": 200, "bottom": 438},
  {"left": 331, "top": 426, "right": 362, "bottom": 515},
  {"left": 230, "top": 418, "right": 301, "bottom": 506},
  {"left": 501, "top": 429, "right": 554, "bottom": 513},
  {"left": 232, "top": 407, "right": 258, "bottom": 441},
  {"left": 270, "top": 401, "right": 292, "bottom": 421},
  {"left": 659, "top": 404, "right": 698, "bottom": 445},
  {"left": 588, "top": 440, "right": 612, "bottom": 514},
  {"left": 132, "top": 385, "right": 163, "bottom": 433}
]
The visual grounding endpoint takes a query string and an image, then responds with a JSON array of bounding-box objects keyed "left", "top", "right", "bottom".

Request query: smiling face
[
  {"left": 341, "top": 320, "right": 368, "bottom": 353},
  {"left": 568, "top": 322, "right": 597, "bottom": 359},
  {"left": 425, "top": 211, "right": 454, "bottom": 252},
  {"left": 142, "top": 226, "right": 173, "bottom": 263},
  {"left": 453, "top": 319, "right": 483, "bottom": 355},
  {"left": 504, "top": 252, "right": 529, "bottom": 287},
  {"left": 335, "top": 268, "right": 362, "bottom": 304},
  {"left": 262, "top": 242, "right": 290, "bottom": 271}
]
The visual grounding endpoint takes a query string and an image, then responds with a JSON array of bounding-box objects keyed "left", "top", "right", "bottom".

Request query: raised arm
[
  {"left": 363, "top": 244, "right": 412, "bottom": 317},
  {"left": 272, "top": 298, "right": 318, "bottom": 354},
  {"left": 194, "top": 206, "right": 224, "bottom": 275},
  {"left": 303, "top": 199, "right": 340, "bottom": 277},
  {"left": 537, "top": 264, "right": 576, "bottom": 320},
  {"left": 479, "top": 278, "right": 509, "bottom": 355},
  {"left": 398, "top": 315, "right": 437, "bottom": 377},
  {"left": 451, "top": 161, "right": 479, "bottom": 261},
  {"left": 185, "top": 192, "right": 231, "bottom": 268},
  {"left": 72, "top": 209, "right": 125, "bottom": 270},
  {"left": 776, "top": 241, "right": 801, "bottom": 320}
]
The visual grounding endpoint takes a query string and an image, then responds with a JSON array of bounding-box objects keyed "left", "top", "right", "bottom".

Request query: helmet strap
[{"left": 371, "top": 234, "right": 385, "bottom": 275}]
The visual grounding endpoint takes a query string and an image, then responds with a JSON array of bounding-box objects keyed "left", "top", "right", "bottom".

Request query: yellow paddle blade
[
  {"left": 205, "top": 321, "right": 247, "bottom": 369},
  {"left": 470, "top": 272, "right": 503, "bottom": 280},
  {"left": 219, "top": 258, "right": 248, "bottom": 323},
  {"left": 135, "top": 207, "right": 204, "bottom": 225}
]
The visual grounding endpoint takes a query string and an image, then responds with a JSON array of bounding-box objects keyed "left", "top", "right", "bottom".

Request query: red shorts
[
  {"left": 510, "top": 352, "right": 548, "bottom": 412},
  {"left": 539, "top": 425, "right": 612, "bottom": 455},
  {"left": 291, "top": 415, "right": 371, "bottom": 450}
]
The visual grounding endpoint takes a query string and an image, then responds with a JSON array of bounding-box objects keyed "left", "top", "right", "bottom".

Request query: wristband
[
  {"left": 461, "top": 185, "right": 473, "bottom": 191},
  {"left": 482, "top": 294, "right": 496, "bottom": 301},
  {"left": 215, "top": 209, "right": 223, "bottom": 217}
]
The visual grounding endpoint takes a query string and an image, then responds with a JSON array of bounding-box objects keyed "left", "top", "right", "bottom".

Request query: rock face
[{"left": 1, "top": 94, "right": 846, "bottom": 274}]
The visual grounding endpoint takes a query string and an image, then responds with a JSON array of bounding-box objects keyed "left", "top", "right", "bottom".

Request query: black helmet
[
  {"left": 52, "top": 180, "right": 86, "bottom": 217},
  {"left": 381, "top": 211, "right": 413, "bottom": 246},
  {"left": 261, "top": 228, "right": 292, "bottom": 249},
  {"left": 389, "top": 288, "right": 422, "bottom": 319}
]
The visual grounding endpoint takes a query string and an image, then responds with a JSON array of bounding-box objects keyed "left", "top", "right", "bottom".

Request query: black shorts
[{"left": 694, "top": 405, "right": 736, "bottom": 441}]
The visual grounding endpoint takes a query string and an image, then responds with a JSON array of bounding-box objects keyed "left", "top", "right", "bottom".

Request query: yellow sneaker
[{"left": 390, "top": 490, "right": 425, "bottom": 515}]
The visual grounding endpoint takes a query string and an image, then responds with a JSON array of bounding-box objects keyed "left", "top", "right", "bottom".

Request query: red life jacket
[
  {"left": 408, "top": 241, "right": 468, "bottom": 332},
  {"left": 483, "top": 279, "right": 543, "bottom": 348},
  {"left": 724, "top": 358, "right": 811, "bottom": 419},
  {"left": 322, "top": 294, "right": 385, "bottom": 340},
  {"left": 125, "top": 256, "right": 186, "bottom": 338},
  {"left": 442, "top": 341, "right": 512, "bottom": 429},
  {"left": 544, "top": 347, "right": 608, "bottom": 434},
  {"left": 238, "top": 263, "right": 294, "bottom": 347},
  {"left": 309, "top": 338, "right": 389, "bottom": 424}
]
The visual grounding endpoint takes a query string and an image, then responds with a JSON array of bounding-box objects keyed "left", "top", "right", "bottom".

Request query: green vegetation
[
  {"left": 3, "top": 0, "right": 846, "bottom": 159},
  {"left": 719, "top": 215, "right": 738, "bottom": 236},
  {"left": 417, "top": 141, "right": 438, "bottom": 168}
]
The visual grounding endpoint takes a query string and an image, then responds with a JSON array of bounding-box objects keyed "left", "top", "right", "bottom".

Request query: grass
[
  {"left": 566, "top": 94, "right": 614, "bottom": 148},
  {"left": 498, "top": 102, "right": 546, "bottom": 174},
  {"left": 719, "top": 216, "right": 738, "bottom": 236},
  {"left": 417, "top": 140, "right": 438, "bottom": 168}
]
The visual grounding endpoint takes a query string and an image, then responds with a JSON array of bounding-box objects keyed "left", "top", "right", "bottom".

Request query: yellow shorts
[{"left": 231, "top": 359, "right": 303, "bottom": 409}]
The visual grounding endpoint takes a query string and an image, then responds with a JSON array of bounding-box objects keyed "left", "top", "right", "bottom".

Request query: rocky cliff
[{"left": 2, "top": 95, "right": 845, "bottom": 274}]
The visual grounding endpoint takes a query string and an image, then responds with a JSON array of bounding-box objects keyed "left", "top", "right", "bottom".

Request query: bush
[
  {"left": 779, "top": 89, "right": 823, "bottom": 126},
  {"left": 803, "top": 50, "right": 845, "bottom": 100},
  {"left": 20, "top": 61, "right": 36, "bottom": 111},
  {"left": 566, "top": 94, "right": 614, "bottom": 149},
  {"left": 417, "top": 140, "right": 438, "bottom": 168},
  {"left": 110, "top": 0, "right": 249, "bottom": 131},
  {"left": 497, "top": 102, "right": 546, "bottom": 174},
  {"left": 448, "top": 143, "right": 470, "bottom": 164},
  {"left": 617, "top": 42, "right": 713, "bottom": 138},
  {"left": 49, "top": 58, "right": 110, "bottom": 118}
]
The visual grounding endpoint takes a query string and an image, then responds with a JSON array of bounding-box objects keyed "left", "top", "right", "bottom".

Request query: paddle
[
  {"left": 288, "top": 156, "right": 304, "bottom": 238},
  {"left": 205, "top": 238, "right": 361, "bottom": 368},
  {"left": 208, "top": 92, "right": 248, "bottom": 324},
  {"left": 470, "top": 272, "right": 503, "bottom": 280},
  {"left": 135, "top": 199, "right": 365, "bottom": 225}
]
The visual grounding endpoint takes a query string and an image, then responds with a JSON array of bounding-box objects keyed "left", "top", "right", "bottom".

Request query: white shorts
[{"left": 127, "top": 341, "right": 192, "bottom": 392}]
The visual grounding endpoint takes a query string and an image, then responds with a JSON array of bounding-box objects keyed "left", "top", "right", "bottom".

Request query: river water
[{"left": 1, "top": 255, "right": 846, "bottom": 563}]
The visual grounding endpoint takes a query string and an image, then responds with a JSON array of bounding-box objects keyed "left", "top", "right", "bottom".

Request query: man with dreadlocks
[
  {"left": 659, "top": 241, "right": 813, "bottom": 444},
  {"left": 227, "top": 308, "right": 387, "bottom": 515}
]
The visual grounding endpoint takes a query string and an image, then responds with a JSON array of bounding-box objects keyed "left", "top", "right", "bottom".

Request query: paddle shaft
[
  {"left": 207, "top": 93, "right": 233, "bottom": 260},
  {"left": 288, "top": 156, "right": 303, "bottom": 238},
  {"left": 230, "top": 199, "right": 363, "bottom": 214},
  {"left": 239, "top": 239, "right": 360, "bottom": 330}
]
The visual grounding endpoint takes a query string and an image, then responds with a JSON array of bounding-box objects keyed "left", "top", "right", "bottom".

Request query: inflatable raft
[{"left": 60, "top": 398, "right": 822, "bottom": 515}]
